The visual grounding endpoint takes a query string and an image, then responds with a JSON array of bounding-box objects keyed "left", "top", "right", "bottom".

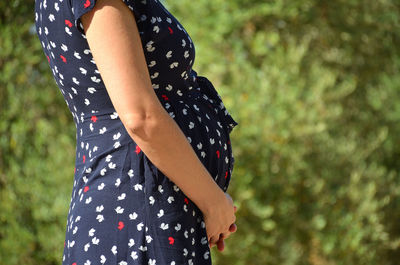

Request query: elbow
[{"left": 124, "top": 111, "right": 162, "bottom": 141}]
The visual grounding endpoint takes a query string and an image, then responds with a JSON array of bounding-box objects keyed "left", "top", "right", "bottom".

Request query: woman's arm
[{"left": 80, "top": 0, "right": 225, "bottom": 215}]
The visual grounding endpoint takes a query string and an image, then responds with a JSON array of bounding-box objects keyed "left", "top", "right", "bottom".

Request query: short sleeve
[{"left": 69, "top": 0, "right": 142, "bottom": 35}]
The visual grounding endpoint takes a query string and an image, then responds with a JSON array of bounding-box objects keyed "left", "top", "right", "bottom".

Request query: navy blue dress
[{"left": 34, "top": 0, "right": 238, "bottom": 264}]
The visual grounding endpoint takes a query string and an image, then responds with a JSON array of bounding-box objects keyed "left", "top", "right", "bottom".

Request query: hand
[
  {"left": 202, "top": 192, "right": 236, "bottom": 249},
  {"left": 210, "top": 205, "right": 238, "bottom": 251}
]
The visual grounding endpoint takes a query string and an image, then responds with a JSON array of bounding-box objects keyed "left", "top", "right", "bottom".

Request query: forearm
[
  {"left": 78, "top": 0, "right": 224, "bottom": 215},
  {"left": 124, "top": 106, "right": 225, "bottom": 214}
]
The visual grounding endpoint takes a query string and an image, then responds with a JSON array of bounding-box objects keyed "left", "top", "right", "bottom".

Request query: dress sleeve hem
[
  {"left": 70, "top": 0, "right": 142, "bottom": 36},
  {"left": 71, "top": 0, "right": 97, "bottom": 35}
]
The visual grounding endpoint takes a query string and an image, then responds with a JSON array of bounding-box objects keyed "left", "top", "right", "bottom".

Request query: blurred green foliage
[{"left": 1, "top": 0, "right": 400, "bottom": 264}]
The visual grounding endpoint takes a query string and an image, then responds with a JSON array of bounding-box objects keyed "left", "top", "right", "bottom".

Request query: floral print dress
[{"left": 34, "top": 0, "right": 238, "bottom": 264}]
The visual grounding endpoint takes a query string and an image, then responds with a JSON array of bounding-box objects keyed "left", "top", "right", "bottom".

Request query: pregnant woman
[{"left": 34, "top": 0, "right": 239, "bottom": 264}]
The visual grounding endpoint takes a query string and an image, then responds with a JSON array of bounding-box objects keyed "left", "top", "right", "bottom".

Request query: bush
[{"left": 1, "top": 0, "right": 399, "bottom": 264}]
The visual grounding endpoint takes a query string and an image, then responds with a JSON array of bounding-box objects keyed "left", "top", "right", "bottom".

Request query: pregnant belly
[{"left": 165, "top": 89, "right": 235, "bottom": 192}]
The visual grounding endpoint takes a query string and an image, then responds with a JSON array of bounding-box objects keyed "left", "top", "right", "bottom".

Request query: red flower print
[
  {"left": 84, "top": 0, "right": 91, "bottom": 8},
  {"left": 65, "top": 19, "right": 73, "bottom": 28},
  {"left": 135, "top": 145, "right": 141, "bottom": 154},
  {"left": 135, "top": 145, "right": 140, "bottom": 154}
]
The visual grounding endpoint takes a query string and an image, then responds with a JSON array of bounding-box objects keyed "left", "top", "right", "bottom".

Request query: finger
[
  {"left": 208, "top": 236, "right": 214, "bottom": 248},
  {"left": 216, "top": 238, "right": 225, "bottom": 251},
  {"left": 208, "top": 239, "right": 214, "bottom": 248},
  {"left": 220, "top": 231, "right": 231, "bottom": 240},
  {"left": 209, "top": 235, "right": 219, "bottom": 246}
]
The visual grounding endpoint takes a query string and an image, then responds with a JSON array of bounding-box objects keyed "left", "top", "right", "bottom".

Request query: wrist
[{"left": 196, "top": 181, "right": 226, "bottom": 216}]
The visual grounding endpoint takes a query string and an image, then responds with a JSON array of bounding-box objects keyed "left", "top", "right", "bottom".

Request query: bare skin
[
  {"left": 212, "top": 205, "right": 238, "bottom": 251},
  {"left": 80, "top": 0, "right": 237, "bottom": 249}
]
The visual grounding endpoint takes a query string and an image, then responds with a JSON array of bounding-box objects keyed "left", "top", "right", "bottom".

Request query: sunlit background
[{"left": 1, "top": 0, "right": 400, "bottom": 264}]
